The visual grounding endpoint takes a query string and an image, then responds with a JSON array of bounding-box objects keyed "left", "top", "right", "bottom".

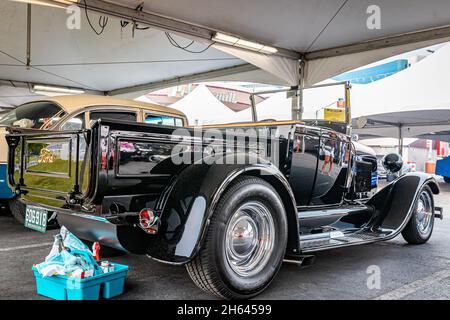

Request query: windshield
[{"left": 0, "top": 101, "right": 65, "bottom": 129}]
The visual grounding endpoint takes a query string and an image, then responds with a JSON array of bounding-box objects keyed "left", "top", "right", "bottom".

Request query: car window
[
  {"left": 89, "top": 110, "right": 137, "bottom": 127},
  {"left": 0, "top": 101, "right": 65, "bottom": 129},
  {"left": 144, "top": 114, "right": 184, "bottom": 127},
  {"left": 61, "top": 113, "right": 85, "bottom": 130}
]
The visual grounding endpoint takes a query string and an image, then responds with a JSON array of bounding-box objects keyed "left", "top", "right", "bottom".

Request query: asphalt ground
[{"left": 0, "top": 182, "right": 449, "bottom": 300}]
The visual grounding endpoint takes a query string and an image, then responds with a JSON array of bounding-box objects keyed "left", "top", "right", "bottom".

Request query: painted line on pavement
[
  {"left": 374, "top": 268, "right": 450, "bottom": 300},
  {"left": 0, "top": 242, "right": 53, "bottom": 252}
]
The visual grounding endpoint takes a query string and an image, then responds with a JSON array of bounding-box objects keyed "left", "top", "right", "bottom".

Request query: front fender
[
  {"left": 367, "top": 172, "right": 439, "bottom": 237},
  {"left": 145, "top": 153, "right": 298, "bottom": 264}
]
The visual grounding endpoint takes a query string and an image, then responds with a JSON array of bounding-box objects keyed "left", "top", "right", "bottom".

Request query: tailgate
[{"left": 6, "top": 128, "right": 91, "bottom": 207}]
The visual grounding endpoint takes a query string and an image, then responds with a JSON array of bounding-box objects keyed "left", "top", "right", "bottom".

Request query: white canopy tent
[
  {"left": 134, "top": 95, "right": 159, "bottom": 104},
  {"left": 168, "top": 84, "right": 238, "bottom": 125},
  {"left": 237, "top": 93, "right": 292, "bottom": 122},
  {"left": 351, "top": 43, "right": 450, "bottom": 144},
  {"left": 2, "top": 0, "right": 450, "bottom": 112},
  {"left": 0, "top": 0, "right": 274, "bottom": 104},
  {"left": 103, "top": 0, "right": 450, "bottom": 87}
]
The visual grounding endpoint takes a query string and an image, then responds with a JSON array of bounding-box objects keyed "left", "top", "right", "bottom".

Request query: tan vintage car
[{"left": 0, "top": 95, "right": 187, "bottom": 223}]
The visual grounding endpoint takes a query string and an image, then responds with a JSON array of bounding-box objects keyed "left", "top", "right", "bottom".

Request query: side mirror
[
  {"left": 382, "top": 153, "right": 403, "bottom": 173},
  {"left": 351, "top": 134, "right": 359, "bottom": 142}
]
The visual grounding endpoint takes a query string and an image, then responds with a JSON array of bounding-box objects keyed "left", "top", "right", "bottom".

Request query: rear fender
[
  {"left": 367, "top": 172, "right": 439, "bottom": 236},
  {"left": 145, "top": 153, "right": 299, "bottom": 264}
]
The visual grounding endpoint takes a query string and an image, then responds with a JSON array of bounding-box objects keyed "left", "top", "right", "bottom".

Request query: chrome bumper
[
  {"left": 20, "top": 199, "right": 152, "bottom": 254},
  {"left": 57, "top": 211, "right": 128, "bottom": 252},
  {"left": 56, "top": 209, "right": 153, "bottom": 254}
]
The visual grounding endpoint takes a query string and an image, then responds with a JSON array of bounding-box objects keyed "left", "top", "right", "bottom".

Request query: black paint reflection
[
  {"left": 288, "top": 127, "right": 320, "bottom": 206},
  {"left": 118, "top": 140, "right": 172, "bottom": 176},
  {"left": 310, "top": 131, "right": 350, "bottom": 206}
]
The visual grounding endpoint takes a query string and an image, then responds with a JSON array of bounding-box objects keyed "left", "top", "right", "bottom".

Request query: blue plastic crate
[
  {"left": 436, "top": 156, "right": 450, "bottom": 178},
  {"left": 32, "top": 263, "right": 128, "bottom": 300}
]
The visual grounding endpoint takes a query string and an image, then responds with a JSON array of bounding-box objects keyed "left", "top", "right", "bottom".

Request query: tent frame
[
  {"left": 5, "top": 0, "right": 450, "bottom": 109},
  {"left": 355, "top": 118, "right": 450, "bottom": 154},
  {"left": 76, "top": 0, "right": 450, "bottom": 62},
  {"left": 305, "top": 24, "right": 450, "bottom": 61},
  {"left": 110, "top": 64, "right": 259, "bottom": 97},
  {"left": 75, "top": 0, "right": 450, "bottom": 97},
  {"left": 75, "top": 0, "right": 300, "bottom": 60}
]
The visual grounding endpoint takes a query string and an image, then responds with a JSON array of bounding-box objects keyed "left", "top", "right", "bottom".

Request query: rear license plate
[{"left": 25, "top": 205, "right": 48, "bottom": 233}]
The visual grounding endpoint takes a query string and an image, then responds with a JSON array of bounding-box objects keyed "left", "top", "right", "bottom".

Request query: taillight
[
  {"left": 139, "top": 209, "right": 159, "bottom": 234},
  {"left": 101, "top": 151, "right": 107, "bottom": 169}
]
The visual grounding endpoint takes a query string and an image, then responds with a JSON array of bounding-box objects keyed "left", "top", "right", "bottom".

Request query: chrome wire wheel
[
  {"left": 225, "top": 201, "right": 275, "bottom": 277},
  {"left": 416, "top": 190, "right": 433, "bottom": 235}
]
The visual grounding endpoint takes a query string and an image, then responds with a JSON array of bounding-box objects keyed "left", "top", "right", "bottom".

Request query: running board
[
  {"left": 300, "top": 230, "right": 392, "bottom": 253},
  {"left": 297, "top": 205, "right": 370, "bottom": 230}
]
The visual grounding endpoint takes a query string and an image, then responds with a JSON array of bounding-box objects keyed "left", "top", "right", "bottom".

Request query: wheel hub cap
[
  {"left": 225, "top": 202, "right": 275, "bottom": 277},
  {"left": 416, "top": 191, "right": 432, "bottom": 235}
]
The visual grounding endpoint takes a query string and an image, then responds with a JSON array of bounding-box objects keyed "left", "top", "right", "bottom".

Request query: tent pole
[
  {"left": 293, "top": 60, "right": 305, "bottom": 120},
  {"left": 398, "top": 124, "right": 403, "bottom": 156},
  {"left": 291, "top": 93, "right": 301, "bottom": 120},
  {"left": 26, "top": 3, "right": 31, "bottom": 69},
  {"left": 345, "top": 81, "right": 352, "bottom": 135},
  {"left": 250, "top": 94, "right": 257, "bottom": 122}
]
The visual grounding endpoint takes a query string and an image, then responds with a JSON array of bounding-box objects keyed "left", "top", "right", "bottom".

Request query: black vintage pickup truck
[{"left": 6, "top": 113, "right": 442, "bottom": 299}]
